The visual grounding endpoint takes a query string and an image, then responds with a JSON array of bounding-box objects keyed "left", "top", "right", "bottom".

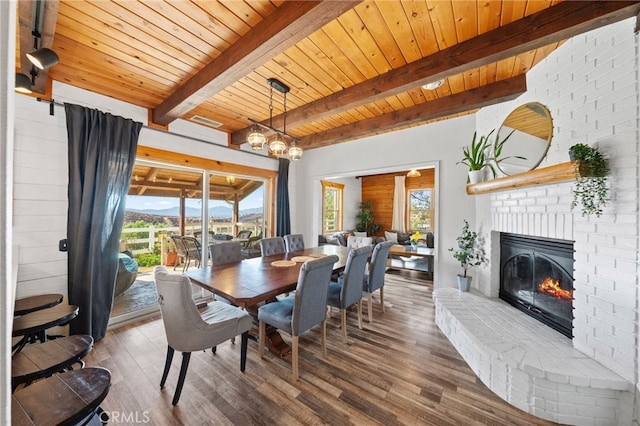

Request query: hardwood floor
[{"left": 85, "top": 269, "right": 558, "bottom": 425}]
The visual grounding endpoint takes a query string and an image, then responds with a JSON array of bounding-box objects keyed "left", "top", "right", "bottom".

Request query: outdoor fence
[{"left": 120, "top": 224, "right": 261, "bottom": 255}]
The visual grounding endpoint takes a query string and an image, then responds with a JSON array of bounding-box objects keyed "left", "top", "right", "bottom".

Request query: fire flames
[{"left": 538, "top": 277, "right": 572, "bottom": 299}]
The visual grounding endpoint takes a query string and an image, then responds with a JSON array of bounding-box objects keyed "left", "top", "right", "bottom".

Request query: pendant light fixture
[
  {"left": 246, "top": 78, "right": 303, "bottom": 160},
  {"left": 407, "top": 169, "right": 422, "bottom": 177}
]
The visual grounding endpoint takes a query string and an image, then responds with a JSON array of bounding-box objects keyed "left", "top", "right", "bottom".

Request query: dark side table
[
  {"left": 12, "top": 304, "right": 79, "bottom": 353},
  {"left": 12, "top": 367, "right": 111, "bottom": 426},
  {"left": 12, "top": 335, "right": 94, "bottom": 392},
  {"left": 14, "top": 294, "right": 64, "bottom": 316}
]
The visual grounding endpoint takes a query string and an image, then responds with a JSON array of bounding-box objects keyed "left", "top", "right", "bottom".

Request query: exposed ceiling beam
[
  {"left": 152, "top": 0, "right": 362, "bottom": 126},
  {"left": 231, "top": 0, "right": 640, "bottom": 147},
  {"left": 18, "top": 0, "right": 59, "bottom": 94},
  {"left": 297, "top": 74, "right": 527, "bottom": 149}
]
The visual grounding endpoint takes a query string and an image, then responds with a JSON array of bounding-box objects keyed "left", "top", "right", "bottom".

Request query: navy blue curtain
[
  {"left": 276, "top": 158, "right": 291, "bottom": 236},
  {"left": 65, "top": 103, "right": 142, "bottom": 340}
]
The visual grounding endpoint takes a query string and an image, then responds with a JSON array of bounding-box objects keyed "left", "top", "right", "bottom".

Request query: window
[
  {"left": 322, "top": 181, "right": 343, "bottom": 233},
  {"left": 407, "top": 188, "right": 433, "bottom": 232}
]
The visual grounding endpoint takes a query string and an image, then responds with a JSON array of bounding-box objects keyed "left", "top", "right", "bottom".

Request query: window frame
[
  {"left": 406, "top": 187, "right": 434, "bottom": 233},
  {"left": 321, "top": 180, "right": 344, "bottom": 234}
]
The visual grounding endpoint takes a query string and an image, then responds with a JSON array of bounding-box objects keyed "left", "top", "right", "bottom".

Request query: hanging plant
[{"left": 568, "top": 143, "right": 609, "bottom": 217}]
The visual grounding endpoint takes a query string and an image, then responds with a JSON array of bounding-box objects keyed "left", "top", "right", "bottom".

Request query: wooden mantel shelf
[{"left": 466, "top": 162, "right": 576, "bottom": 195}]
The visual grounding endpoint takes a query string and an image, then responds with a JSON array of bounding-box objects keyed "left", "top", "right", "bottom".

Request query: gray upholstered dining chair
[
  {"left": 363, "top": 241, "right": 394, "bottom": 323},
  {"left": 209, "top": 241, "right": 242, "bottom": 265},
  {"left": 258, "top": 255, "right": 339, "bottom": 381},
  {"left": 327, "top": 245, "right": 372, "bottom": 343},
  {"left": 259, "top": 237, "right": 286, "bottom": 256},
  {"left": 284, "top": 234, "right": 305, "bottom": 252},
  {"left": 154, "top": 267, "right": 252, "bottom": 405}
]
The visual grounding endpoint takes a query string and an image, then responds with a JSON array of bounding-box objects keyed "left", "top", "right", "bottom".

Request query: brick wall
[{"left": 475, "top": 19, "right": 639, "bottom": 385}]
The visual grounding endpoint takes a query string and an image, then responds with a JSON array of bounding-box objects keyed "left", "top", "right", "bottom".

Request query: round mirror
[{"left": 496, "top": 102, "right": 553, "bottom": 175}]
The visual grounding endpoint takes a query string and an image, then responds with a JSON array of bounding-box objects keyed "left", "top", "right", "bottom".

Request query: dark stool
[
  {"left": 12, "top": 367, "right": 111, "bottom": 426},
  {"left": 12, "top": 304, "right": 79, "bottom": 353},
  {"left": 12, "top": 334, "right": 94, "bottom": 392},
  {"left": 14, "top": 293, "right": 64, "bottom": 316}
]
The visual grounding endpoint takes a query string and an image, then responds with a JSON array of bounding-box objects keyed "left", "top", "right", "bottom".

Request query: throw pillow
[
  {"left": 353, "top": 231, "right": 367, "bottom": 237},
  {"left": 384, "top": 231, "right": 398, "bottom": 243}
]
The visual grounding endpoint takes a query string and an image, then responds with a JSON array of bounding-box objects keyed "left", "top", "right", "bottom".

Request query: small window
[
  {"left": 322, "top": 181, "right": 343, "bottom": 233},
  {"left": 407, "top": 189, "right": 433, "bottom": 233}
]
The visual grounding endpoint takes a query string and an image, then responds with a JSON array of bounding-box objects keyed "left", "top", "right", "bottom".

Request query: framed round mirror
[{"left": 496, "top": 102, "right": 553, "bottom": 176}]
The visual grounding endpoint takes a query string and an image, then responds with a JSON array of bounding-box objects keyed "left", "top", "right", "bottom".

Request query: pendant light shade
[
  {"left": 27, "top": 47, "right": 59, "bottom": 70},
  {"left": 407, "top": 169, "right": 421, "bottom": 177},
  {"left": 288, "top": 144, "right": 303, "bottom": 161},
  {"left": 269, "top": 134, "right": 287, "bottom": 158},
  {"left": 15, "top": 73, "right": 33, "bottom": 94},
  {"left": 247, "top": 124, "right": 267, "bottom": 150}
]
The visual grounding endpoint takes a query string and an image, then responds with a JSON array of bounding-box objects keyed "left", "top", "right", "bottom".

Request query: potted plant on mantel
[
  {"left": 458, "top": 129, "right": 522, "bottom": 183},
  {"left": 449, "top": 220, "right": 488, "bottom": 292},
  {"left": 568, "top": 143, "right": 609, "bottom": 217},
  {"left": 457, "top": 131, "right": 491, "bottom": 184}
]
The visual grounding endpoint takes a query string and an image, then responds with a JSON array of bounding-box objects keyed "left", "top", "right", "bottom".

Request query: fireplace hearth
[{"left": 499, "top": 233, "right": 574, "bottom": 338}]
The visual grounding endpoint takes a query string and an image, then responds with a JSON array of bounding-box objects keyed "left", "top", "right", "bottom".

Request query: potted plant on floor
[
  {"left": 568, "top": 143, "right": 609, "bottom": 217},
  {"left": 449, "top": 220, "right": 487, "bottom": 292}
]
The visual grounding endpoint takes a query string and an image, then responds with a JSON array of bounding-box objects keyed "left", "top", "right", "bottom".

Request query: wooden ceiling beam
[
  {"left": 297, "top": 74, "right": 527, "bottom": 149},
  {"left": 18, "top": 0, "right": 59, "bottom": 94},
  {"left": 231, "top": 0, "right": 640, "bottom": 147},
  {"left": 152, "top": 0, "right": 362, "bottom": 126}
]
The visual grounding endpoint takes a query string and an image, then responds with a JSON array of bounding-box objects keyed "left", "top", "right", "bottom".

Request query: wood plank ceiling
[{"left": 15, "top": 1, "right": 640, "bottom": 153}]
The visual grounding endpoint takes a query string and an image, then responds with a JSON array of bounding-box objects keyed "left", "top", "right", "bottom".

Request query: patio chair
[
  {"left": 181, "top": 236, "right": 202, "bottom": 272},
  {"left": 236, "top": 230, "right": 252, "bottom": 239}
]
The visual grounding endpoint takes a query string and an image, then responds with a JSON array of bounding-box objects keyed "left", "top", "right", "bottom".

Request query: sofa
[{"left": 318, "top": 231, "right": 352, "bottom": 247}]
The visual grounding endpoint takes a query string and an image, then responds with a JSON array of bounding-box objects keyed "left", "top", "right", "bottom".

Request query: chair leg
[
  {"left": 172, "top": 352, "right": 191, "bottom": 405},
  {"left": 258, "top": 320, "right": 266, "bottom": 358},
  {"left": 212, "top": 346, "right": 216, "bottom": 354},
  {"left": 380, "top": 286, "right": 385, "bottom": 313},
  {"left": 240, "top": 331, "right": 248, "bottom": 372},
  {"left": 160, "top": 346, "right": 174, "bottom": 388},
  {"left": 367, "top": 293, "right": 373, "bottom": 323},
  {"left": 357, "top": 300, "right": 363, "bottom": 330},
  {"left": 340, "top": 308, "right": 347, "bottom": 343},
  {"left": 292, "top": 335, "right": 299, "bottom": 381},
  {"left": 321, "top": 319, "right": 327, "bottom": 358}
]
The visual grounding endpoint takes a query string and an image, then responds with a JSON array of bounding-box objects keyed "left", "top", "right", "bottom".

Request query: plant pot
[
  {"left": 457, "top": 275, "right": 472, "bottom": 292},
  {"left": 164, "top": 252, "right": 178, "bottom": 266},
  {"left": 468, "top": 170, "right": 484, "bottom": 184}
]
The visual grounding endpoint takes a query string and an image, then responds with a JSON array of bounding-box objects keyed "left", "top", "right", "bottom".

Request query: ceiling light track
[{"left": 15, "top": 0, "right": 59, "bottom": 94}]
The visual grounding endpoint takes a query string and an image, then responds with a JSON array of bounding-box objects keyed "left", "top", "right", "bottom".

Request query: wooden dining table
[{"left": 186, "top": 244, "right": 350, "bottom": 357}]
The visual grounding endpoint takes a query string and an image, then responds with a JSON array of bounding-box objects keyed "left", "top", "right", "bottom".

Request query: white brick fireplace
[{"left": 435, "top": 18, "right": 639, "bottom": 426}]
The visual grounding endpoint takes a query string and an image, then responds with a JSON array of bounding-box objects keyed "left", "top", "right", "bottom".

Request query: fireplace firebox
[{"left": 499, "top": 233, "right": 574, "bottom": 338}]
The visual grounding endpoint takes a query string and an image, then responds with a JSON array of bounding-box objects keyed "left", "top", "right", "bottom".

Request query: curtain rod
[{"left": 34, "top": 97, "right": 269, "bottom": 155}]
